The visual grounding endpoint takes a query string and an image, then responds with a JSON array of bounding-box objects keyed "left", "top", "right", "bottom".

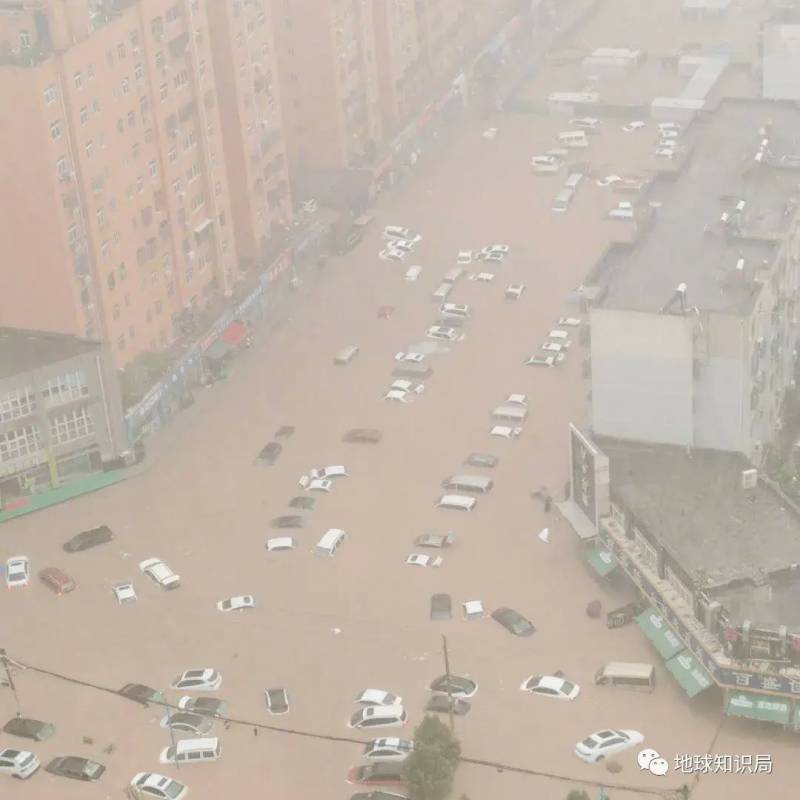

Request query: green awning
[
  {"left": 585, "top": 546, "right": 617, "bottom": 577},
  {"left": 726, "top": 692, "right": 791, "bottom": 725},
  {"left": 665, "top": 651, "right": 714, "bottom": 698},
  {"left": 635, "top": 608, "right": 684, "bottom": 660}
]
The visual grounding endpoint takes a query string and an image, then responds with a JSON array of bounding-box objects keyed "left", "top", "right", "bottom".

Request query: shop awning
[
  {"left": 635, "top": 608, "right": 685, "bottom": 660},
  {"left": 204, "top": 339, "right": 232, "bottom": 361},
  {"left": 221, "top": 320, "right": 248, "bottom": 346},
  {"left": 665, "top": 651, "right": 714, "bottom": 698},
  {"left": 726, "top": 692, "right": 791, "bottom": 725},
  {"left": 585, "top": 545, "right": 617, "bottom": 577},
  {"left": 793, "top": 703, "right": 800, "bottom": 732}
]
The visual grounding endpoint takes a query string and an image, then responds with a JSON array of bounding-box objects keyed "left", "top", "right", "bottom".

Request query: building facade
[
  {"left": 589, "top": 103, "right": 800, "bottom": 465},
  {"left": 0, "top": 0, "right": 293, "bottom": 367},
  {"left": 0, "top": 328, "right": 127, "bottom": 503},
  {"left": 205, "top": 0, "right": 292, "bottom": 267},
  {"left": 269, "top": 0, "right": 382, "bottom": 172}
]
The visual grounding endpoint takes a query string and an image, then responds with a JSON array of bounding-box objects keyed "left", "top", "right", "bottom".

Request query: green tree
[
  {"left": 404, "top": 715, "right": 461, "bottom": 800},
  {"left": 566, "top": 790, "right": 591, "bottom": 800}
]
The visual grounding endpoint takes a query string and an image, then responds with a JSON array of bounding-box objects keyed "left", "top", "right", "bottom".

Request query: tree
[
  {"left": 403, "top": 715, "right": 461, "bottom": 800},
  {"left": 566, "top": 791, "right": 591, "bottom": 800}
]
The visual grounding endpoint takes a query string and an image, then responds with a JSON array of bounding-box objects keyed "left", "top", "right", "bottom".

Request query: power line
[{"left": 7, "top": 651, "right": 683, "bottom": 798}]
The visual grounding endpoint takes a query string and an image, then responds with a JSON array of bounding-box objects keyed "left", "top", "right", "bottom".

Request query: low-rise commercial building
[{"left": 0, "top": 328, "right": 127, "bottom": 505}]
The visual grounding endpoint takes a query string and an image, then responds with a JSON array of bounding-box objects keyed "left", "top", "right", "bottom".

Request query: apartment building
[
  {"left": 270, "top": 0, "right": 382, "bottom": 171},
  {"left": 371, "top": 0, "right": 424, "bottom": 135},
  {"left": 588, "top": 101, "right": 800, "bottom": 466},
  {"left": 205, "top": 0, "right": 291, "bottom": 267},
  {"left": 0, "top": 0, "right": 241, "bottom": 366}
]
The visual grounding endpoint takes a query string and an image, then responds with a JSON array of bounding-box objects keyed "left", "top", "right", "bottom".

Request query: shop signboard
[{"left": 599, "top": 525, "right": 800, "bottom": 697}]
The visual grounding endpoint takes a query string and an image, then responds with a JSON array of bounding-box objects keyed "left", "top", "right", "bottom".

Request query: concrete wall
[
  {"left": 591, "top": 309, "right": 695, "bottom": 446},
  {"left": 693, "top": 312, "right": 747, "bottom": 452}
]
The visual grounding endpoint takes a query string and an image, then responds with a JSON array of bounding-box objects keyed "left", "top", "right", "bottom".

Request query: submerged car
[
  {"left": 265, "top": 687, "right": 290, "bottom": 715},
  {"left": 429, "top": 675, "right": 478, "bottom": 698},
  {"left": 363, "top": 737, "right": 414, "bottom": 762},
  {"left": 271, "top": 515, "right": 306, "bottom": 529},
  {"left": 2, "top": 718, "right": 55, "bottom": 742},
  {"left": 129, "top": 772, "right": 188, "bottom": 800},
  {"left": 343, "top": 428, "right": 383, "bottom": 444},
  {"left": 138, "top": 557, "right": 180, "bottom": 589},
  {"left": 160, "top": 712, "right": 213, "bottom": 735},
  {"left": 177, "top": 696, "right": 227, "bottom": 717},
  {"left": 414, "top": 533, "right": 454, "bottom": 548},
  {"left": 5, "top": 556, "right": 30, "bottom": 588},
  {"left": 0, "top": 748, "right": 40, "bottom": 779},
  {"left": 491, "top": 607, "right": 535, "bottom": 636},
  {"left": 170, "top": 668, "right": 222, "bottom": 691},
  {"left": 46, "top": 756, "right": 106, "bottom": 781},
  {"left": 574, "top": 729, "right": 644, "bottom": 763},
  {"left": 119, "top": 683, "right": 165, "bottom": 706},
  {"left": 347, "top": 762, "right": 408, "bottom": 787},
  {"left": 217, "top": 595, "right": 255, "bottom": 612},
  {"left": 520, "top": 675, "right": 580, "bottom": 700},
  {"left": 63, "top": 525, "right": 113, "bottom": 553},
  {"left": 430, "top": 593, "right": 453, "bottom": 621},
  {"left": 256, "top": 441, "right": 282, "bottom": 465},
  {"left": 465, "top": 452, "right": 498, "bottom": 468},
  {"left": 426, "top": 695, "right": 471, "bottom": 715},
  {"left": 355, "top": 689, "right": 403, "bottom": 707},
  {"left": 113, "top": 583, "right": 137, "bottom": 604}
]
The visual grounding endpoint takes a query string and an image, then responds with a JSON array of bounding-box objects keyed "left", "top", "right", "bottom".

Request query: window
[
  {"left": 135, "top": 62, "right": 144, "bottom": 80},
  {"left": 117, "top": 335, "right": 126, "bottom": 351},
  {"left": 96, "top": 208, "right": 106, "bottom": 227},
  {"left": 87, "top": 63, "right": 95, "bottom": 79},
  {"left": 144, "top": 127, "right": 154, "bottom": 144},
  {"left": 173, "top": 69, "right": 189, "bottom": 90},
  {"left": 74, "top": 71, "right": 83, "bottom": 89},
  {"left": 156, "top": 50, "right": 165, "bottom": 68},
  {"left": 118, "top": 262, "right": 127, "bottom": 280},
  {"left": 85, "top": 140, "right": 94, "bottom": 158},
  {"left": 42, "top": 371, "right": 89, "bottom": 407},
  {"left": 112, "top": 303, "right": 120, "bottom": 319},
  {"left": 50, "top": 407, "right": 94, "bottom": 444},
  {"left": 44, "top": 85, "right": 57, "bottom": 105},
  {"left": 107, "top": 271, "right": 116, "bottom": 291},
  {"left": 121, "top": 77, "right": 130, "bottom": 95},
  {"left": 168, "top": 146, "right": 177, "bottom": 162},
  {"left": 56, "top": 157, "right": 68, "bottom": 179},
  {"left": 633, "top": 527, "right": 658, "bottom": 572},
  {"left": 92, "top": 98, "right": 101, "bottom": 113},
  {"left": 117, "top": 42, "right": 126, "bottom": 59},
  {"left": 0, "top": 387, "right": 36, "bottom": 423},
  {"left": 187, "top": 162, "right": 200, "bottom": 182},
  {"left": 183, "top": 130, "right": 197, "bottom": 150},
  {"left": 132, "top": 142, "right": 140, "bottom": 159},
  {"left": 190, "top": 192, "right": 205, "bottom": 211},
  {"left": 80, "top": 105, "right": 89, "bottom": 125},
  {"left": 136, "top": 176, "right": 144, "bottom": 193},
  {"left": 127, "top": 110, "right": 136, "bottom": 127},
  {"left": 19, "top": 30, "right": 32, "bottom": 48},
  {"left": 198, "top": 60, "right": 206, "bottom": 79},
  {"left": 160, "top": 83, "right": 168, "bottom": 100},
  {"left": 50, "top": 121, "right": 62, "bottom": 140},
  {"left": 173, "top": 178, "right": 183, "bottom": 194},
  {"left": 148, "top": 160, "right": 158, "bottom": 178},
  {"left": 0, "top": 425, "right": 41, "bottom": 463}
]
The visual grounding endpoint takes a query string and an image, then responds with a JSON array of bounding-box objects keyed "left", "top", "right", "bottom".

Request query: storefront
[
  {"left": 665, "top": 651, "right": 714, "bottom": 698},
  {"left": 725, "top": 692, "right": 792, "bottom": 726},
  {"left": 584, "top": 544, "right": 618, "bottom": 578},
  {"left": 636, "top": 607, "right": 685, "bottom": 660}
]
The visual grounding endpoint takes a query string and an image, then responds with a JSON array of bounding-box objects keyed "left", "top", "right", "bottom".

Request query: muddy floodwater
[{"left": 1, "top": 109, "right": 793, "bottom": 800}]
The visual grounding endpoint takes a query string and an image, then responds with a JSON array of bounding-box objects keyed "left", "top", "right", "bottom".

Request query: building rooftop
[
  {"left": 600, "top": 438, "right": 800, "bottom": 622},
  {"left": 0, "top": 328, "right": 101, "bottom": 380},
  {"left": 598, "top": 101, "right": 800, "bottom": 315}
]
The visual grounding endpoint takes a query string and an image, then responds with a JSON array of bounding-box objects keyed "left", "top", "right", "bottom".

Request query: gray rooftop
[
  {"left": 0, "top": 328, "right": 101, "bottom": 380},
  {"left": 600, "top": 439, "right": 800, "bottom": 590},
  {"left": 599, "top": 101, "right": 800, "bottom": 315}
]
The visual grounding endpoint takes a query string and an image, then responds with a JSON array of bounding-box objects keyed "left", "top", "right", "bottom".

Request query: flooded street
[{"left": 1, "top": 109, "right": 793, "bottom": 800}]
